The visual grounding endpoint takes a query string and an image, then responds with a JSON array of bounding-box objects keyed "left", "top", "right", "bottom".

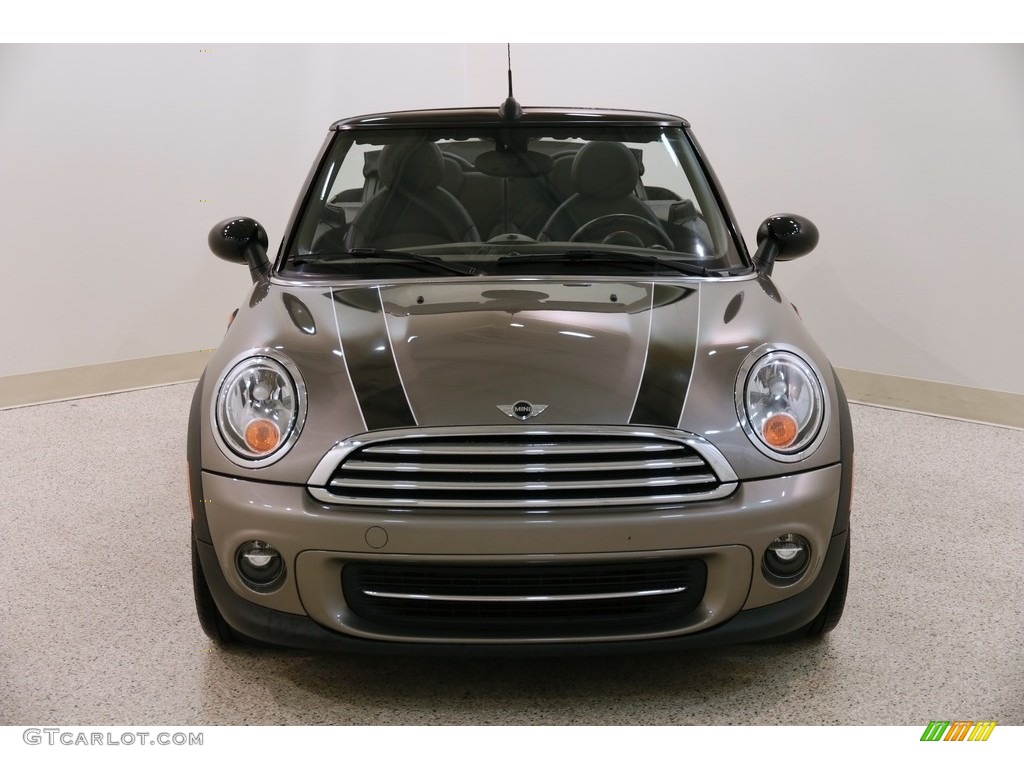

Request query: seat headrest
[
  {"left": 379, "top": 143, "right": 444, "bottom": 192},
  {"left": 440, "top": 156, "right": 465, "bottom": 195},
  {"left": 572, "top": 141, "right": 639, "bottom": 200},
  {"left": 548, "top": 153, "right": 576, "bottom": 201}
]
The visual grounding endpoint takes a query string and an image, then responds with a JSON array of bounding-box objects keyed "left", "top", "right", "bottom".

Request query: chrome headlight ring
[
  {"left": 735, "top": 344, "right": 829, "bottom": 463},
  {"left": 211, "top": 349, "right": 308, "bottom": 468}
]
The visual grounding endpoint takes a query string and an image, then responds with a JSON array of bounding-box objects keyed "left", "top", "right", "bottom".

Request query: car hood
[
  {"left": 330, "top": 280, "right": 697, "bottom": 430},
  {"left": 201, "top": 274, "right": 842, "bottom": 482}
]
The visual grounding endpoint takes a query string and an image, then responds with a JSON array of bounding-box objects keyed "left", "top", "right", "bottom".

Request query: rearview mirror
[
  {"left": 754, "top": 214, "right": 819, "bottom": 275},
  {"left": 209, "top": 217, "right": 270, "bottom": 283}
]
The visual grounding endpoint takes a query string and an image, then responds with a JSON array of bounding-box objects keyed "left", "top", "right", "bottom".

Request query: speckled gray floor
[{"left": 1, "top": 384, "right": 1021, "bottom": 724}]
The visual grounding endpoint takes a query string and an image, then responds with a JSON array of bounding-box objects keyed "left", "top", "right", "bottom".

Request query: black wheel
[
  {"left": 803, "top": 537, "right": 850, "bottom": 637},
  {"left": 768, "top": 537, "right": 849, "bottom": 643},
  {"left": 570, "top": 214, "right": 675, "bottom": 249},
  {"left": 192, "top": 532, "right": 238, "bottom": 645}
]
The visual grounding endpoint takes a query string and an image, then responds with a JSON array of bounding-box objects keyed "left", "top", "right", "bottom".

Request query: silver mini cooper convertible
[{"left": 189, "top": 101, "right": 852, "bottom": 654}]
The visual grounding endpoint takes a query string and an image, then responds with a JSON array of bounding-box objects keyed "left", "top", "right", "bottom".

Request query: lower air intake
[{"left": 342, "top": 558, "right": 708, "bottom": 639}]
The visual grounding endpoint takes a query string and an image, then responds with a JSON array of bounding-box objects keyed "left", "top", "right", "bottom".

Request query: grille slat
[
  {"left": 341, "top": 456, "right": 705, "bottom": 473},
  {"left": 317, "top": 433, "right": 728, "bottom": 509},
  {"left": 343, "top": 559, "right": 708, "bottom": 637},
  {"left": 330, "top": 473, "right": 717, "bottom": 492},
  {"left": 361, "top": 440, "right": 680, "bottom": 456},
  {"left": 361, "top": 585, "right": 687, "bottom": 602}
]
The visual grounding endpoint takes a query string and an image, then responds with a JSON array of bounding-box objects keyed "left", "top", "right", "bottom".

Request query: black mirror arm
[
  {"left": 244, "top": 245, "right": 271, "bottom": 283},
  {"left": 754, "top": 238, "right": 781, "bottom": 276}
]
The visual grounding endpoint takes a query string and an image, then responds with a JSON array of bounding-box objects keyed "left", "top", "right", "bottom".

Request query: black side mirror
[
  {"left": 754, "top": 214, "right": 819, "bottom": 276},
  {"left": 209, "top": 217, "right": 270, "bottom": 283}
]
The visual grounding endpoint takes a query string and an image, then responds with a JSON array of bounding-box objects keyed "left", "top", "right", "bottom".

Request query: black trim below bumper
[
  {"left": 832, "top": 366, "right": 854, "bottom": 536},
  {"left": 187, "top": 373, "right": 211, "bottom": 543},
  {"left": 196, "top": 528, "right": 849, "bottom": 656}
]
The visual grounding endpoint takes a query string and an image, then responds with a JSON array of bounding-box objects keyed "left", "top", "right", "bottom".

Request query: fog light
[
  {"left": 236, "top": 540, "right": 285, "bottom": 591},
  {"left": 763, "top": 533, "right": 810, "bottom": 581}
]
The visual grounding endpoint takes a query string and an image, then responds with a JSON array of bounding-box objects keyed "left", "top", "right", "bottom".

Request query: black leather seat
[
  {"left": 346, "top": 143, "right": 480, "bottom": 249},
  {"left": 547, "top": 151, "right": 577, "bottom": 203},
  {"left": 538, "top": 141, "right": 667, "bottom": 243}
]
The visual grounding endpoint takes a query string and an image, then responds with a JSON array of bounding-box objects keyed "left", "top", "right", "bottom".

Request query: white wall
[
  {"left": 2, "top": 44, "right": 1022, "bottom": 396},
  {"left": 0, "top": 44, "right": 470, "bottom": 376}
]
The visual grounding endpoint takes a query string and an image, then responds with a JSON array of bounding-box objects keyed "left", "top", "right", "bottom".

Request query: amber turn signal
[
  {"left": 244, "top": 419, "right": 281, "bottom": 454},
  {"left": 762, "top": 412, "right": 798, "bottom": 449}
]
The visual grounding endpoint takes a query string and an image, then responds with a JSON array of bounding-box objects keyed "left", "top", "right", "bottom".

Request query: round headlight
[
  {"left": 214, "top": 354, "right": 305, "bottom": 466},
  {"left": 737, "top": 348, "right": 826, "bottom": 460}
]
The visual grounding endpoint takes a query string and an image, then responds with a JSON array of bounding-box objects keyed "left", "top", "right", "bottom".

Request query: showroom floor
[{"left": 1, "top": 383, "right": 1021, "bottom": 725}]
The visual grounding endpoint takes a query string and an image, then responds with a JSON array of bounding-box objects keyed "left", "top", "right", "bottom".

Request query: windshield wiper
[
  {"left": 294, "top": 248, "right": 480, "bottom": 276},
  {"left": 497, "top": 250, "right": 709, "bottom": 277}
]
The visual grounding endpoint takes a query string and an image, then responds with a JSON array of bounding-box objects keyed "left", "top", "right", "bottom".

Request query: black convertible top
[{"left": 330, "top": 106, "right": 690, "bottom": 131}]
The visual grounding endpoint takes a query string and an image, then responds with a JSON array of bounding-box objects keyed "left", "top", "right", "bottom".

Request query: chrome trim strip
[
  {"left": 311, "top": 483, "right": 737, "bottom": 507},
  {"left": 309, "top": 484, "right": 736, "bottom": 508},
  {"left": 330, "top": 474, "right": 718, "bottom": 491},
  {"left": 341, "top": 456, "right": 706, "bottom": 473},
  {"left": 360, "top": 440, "right": 684, "bottom": 456},
  {"left": 361, "top": 586, "right": 687, "bottom": 602}
]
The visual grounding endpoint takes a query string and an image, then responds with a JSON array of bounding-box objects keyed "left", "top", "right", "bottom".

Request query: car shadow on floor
[{"left": 198, "top": 637, "right": 843, "bottom": 725}]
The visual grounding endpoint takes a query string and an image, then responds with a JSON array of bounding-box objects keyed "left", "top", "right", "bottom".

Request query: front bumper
[
  {"left": 196, "top": 530, "right": 847, "bottom": 654},
  {"left": 195, "top": 463, "right": 846, "bottom": 652}
]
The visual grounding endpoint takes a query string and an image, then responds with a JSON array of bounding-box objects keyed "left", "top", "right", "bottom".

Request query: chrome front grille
[
  {"left": 308, "top": 427, "right": 737, "bottom": 509},
  {"left": 341, "top": 558, "right": 708, "bottom": 638}
]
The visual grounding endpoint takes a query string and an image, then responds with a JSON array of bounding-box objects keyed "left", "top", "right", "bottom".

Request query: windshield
[{"left": 284, "top": 124, "right": 748, "bottom": 279}]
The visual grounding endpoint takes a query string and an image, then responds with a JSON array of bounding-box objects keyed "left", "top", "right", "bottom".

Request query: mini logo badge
[{"left": 498, "top": 401, "right": 548, "bottom": 420}]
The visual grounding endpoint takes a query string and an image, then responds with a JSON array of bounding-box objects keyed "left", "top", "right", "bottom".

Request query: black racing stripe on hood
[
  {"left": 629, "top": 284, "right": 698, "bottom": 428},
  {"left": 332, "top": 287, "right": 417, "bottom": 431}
]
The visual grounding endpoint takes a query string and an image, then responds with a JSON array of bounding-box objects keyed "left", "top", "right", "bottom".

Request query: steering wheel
[{"left": 570, "top": 214, "right": 674, "bottom": 249}]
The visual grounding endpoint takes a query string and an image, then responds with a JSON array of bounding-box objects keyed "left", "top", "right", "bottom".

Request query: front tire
[
  {"left": 192, "top": 532, "right": 238, "bottom": 645},
  {"left": 801, "top": 537, "right": 850, "bottom": 638},
  {"left": 768, "top": 536, "right": 849, "bottom": 643}
]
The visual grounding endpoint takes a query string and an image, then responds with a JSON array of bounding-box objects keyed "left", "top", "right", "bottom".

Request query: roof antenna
[{"left": 498, "top": 43, "right": 523, "bottom": 121}]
